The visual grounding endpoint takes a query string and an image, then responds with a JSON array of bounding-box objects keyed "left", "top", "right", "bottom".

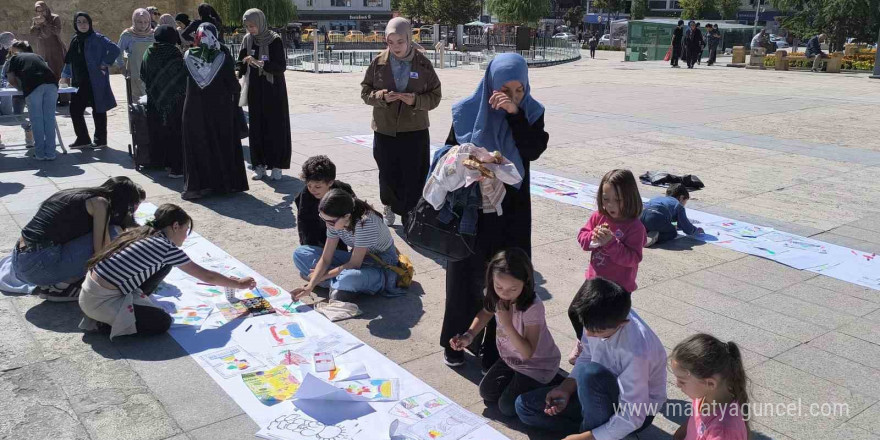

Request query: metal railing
[{"left": 230, "top": 37, "right": 579, "bottom": 73}]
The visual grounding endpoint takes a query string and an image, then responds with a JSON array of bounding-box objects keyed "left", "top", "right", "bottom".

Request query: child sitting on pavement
[
  {"left": 294, "top": 155, "right": 356, "bottom": 251},
  {"left": 641, "top": 183, "right": 703, "bottom": 247},
  {"left": 515, "top": 277, "right": 667, "bottom": 440}
]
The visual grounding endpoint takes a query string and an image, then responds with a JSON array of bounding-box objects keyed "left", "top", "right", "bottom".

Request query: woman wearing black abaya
[
  {"left": 182, "top": 4, "right": 224, "bottom": 43},
  {"left": 238, "top": 8, "right": 291, "bottom": 181},
  {"left": 141, "top": 25, "right": 186, "bottom": 177},
  {"left": 181, "top": 23, "right": 248, "bottom": 200}
]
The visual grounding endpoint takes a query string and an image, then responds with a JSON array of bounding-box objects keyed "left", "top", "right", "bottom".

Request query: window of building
[
  {"left": 331, "top": 0, "right": 351, "bottom": 6},
  {"left": 363, "top": 0, "right": 383, "bottom": 6},
  {"left": 648, "top": 0, "right": 667, "bottom": 8},
  {"left": 307, "top": 0, "right": 313, "bottom": 5}
]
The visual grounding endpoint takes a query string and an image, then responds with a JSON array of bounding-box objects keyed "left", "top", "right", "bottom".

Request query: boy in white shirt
[{"left": 515, "top": 277, "right": 667, "bottom": 440}]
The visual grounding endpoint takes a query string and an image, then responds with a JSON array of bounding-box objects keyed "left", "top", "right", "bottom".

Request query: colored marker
[
  {"left": 197, "top": 282, "right": 215, "bottom": 286},
  {"left": 245, "top": 324, "right": 253, "bottom": 332}
]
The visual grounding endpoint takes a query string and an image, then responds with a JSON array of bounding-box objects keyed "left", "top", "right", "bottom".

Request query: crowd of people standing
[{"left": 1, "top": 8, "right": 760, "bottom": 440}]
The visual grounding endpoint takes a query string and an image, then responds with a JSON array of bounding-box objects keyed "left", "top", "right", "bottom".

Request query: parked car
[
  {"left": 301, "top": 28, "right": 316, "bottom": 42},
  {"left": 328, "top": 30, "right": 345, "bottom": 43},
  {"left": 553, "top": 32, "right": 577, "bottom": 41},
  {"left": 599, "top": 34, "right": 611, "bottom": 45},
  {"left": 412, "top": 28, "right": 423, "bottom": 43},
  {"left": 345, "top": 30, "right": 364, "bottom": 42}
]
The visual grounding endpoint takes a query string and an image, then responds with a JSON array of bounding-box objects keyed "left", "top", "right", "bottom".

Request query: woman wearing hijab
[
  {"left": 60, "top": 12, "right": 120, "bottom": 150},
  {"left": 181, "top": 23, "right": 248, "bottom": 200},
  {"left": 141, "top": 25, "right": 187, "bottom": 178},
  {"left": 116, "top": 9, "right": 155, "bottom": 99},
  {"left": 360, "top": 17, "right": 441, "bottom": 226},
  {"left": 29, "top": 2, "right": 66, "bottom": 83},
  {"left": 182, "top": 4, "right": 224, "bottom": 43},
  {"left": 175, "top": 14, "right": 193, "bottom": 48},
  {"left": 440, "top": 53, "right": 549, "bottom": 370},
  {"left": 238, "top": 9, "right": 291, "bottom": 181}
]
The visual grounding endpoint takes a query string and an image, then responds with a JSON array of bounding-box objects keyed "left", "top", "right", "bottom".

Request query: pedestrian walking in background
[
  {"left": 706, "top": 24, "right": 721, "bottom": 66},
  {"left": 684, "top": 21, "right": 703, "bottom": 69},
  {"left": 670, "top": 20, "right": 683, "bottom": 68},
  {"left": 588, "top": 33, "right": 598, "bottom": 59}
]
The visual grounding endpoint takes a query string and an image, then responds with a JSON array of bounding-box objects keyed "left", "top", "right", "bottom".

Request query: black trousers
[
  {"left": 479, "top": 359, "right": 564, "bottom": 417},
  {"left": 70, "top": 82, "right": 107, "bottom": 145},
  {"left": 589, "top": 48, "right": 596, "bottom": 58},
  {"left": 686, "top": 47, "right": 700, "bottom": 68},
  {"left": 135, "top": 265, "right": 173, "bottom": 335},
  {"left": 372, "top": 129, "right": 431, "bottom": 216},
  {"left": 708, "top": 45, "right": 718, "bottom": 65},
  {"left": 670, "top": 44, "right": 681, "bottom": 66}
]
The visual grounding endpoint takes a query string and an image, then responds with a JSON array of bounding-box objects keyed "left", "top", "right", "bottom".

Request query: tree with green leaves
[
  {"left": 716, "top": 0, "right": 740, "bottom": 19},
  {"left": 771, "top": 0, "right": 879, "bottom": 48},
  {"left": 432, "top": 0, "right": 482, "bottom": 24},
  {"left": 397, "top": 0, "right": 435, "bottom": 23},
  {"left": 679, "top": 0, "right": 711, "bottom": 19},
  {"left": 213, "top": 0, "right": 297, "bottom": 28},
  {"left": 487, "top": 0, "right": 551, "bottom": 25},
  {"left": 631, "top": 0, "right": 649, "bottom": 20},
  {"left": 564, "top": 6, "right": 585, "bottom": 27}
]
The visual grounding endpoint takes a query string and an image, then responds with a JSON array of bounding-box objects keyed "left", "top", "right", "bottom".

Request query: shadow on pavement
[{"left": 353, "top": 281, "right": 425, "bottom": 341}]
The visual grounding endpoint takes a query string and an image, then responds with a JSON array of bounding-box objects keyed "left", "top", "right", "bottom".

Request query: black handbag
[{"left": 403, "top": 198, "right": 476, "bottom": 262}]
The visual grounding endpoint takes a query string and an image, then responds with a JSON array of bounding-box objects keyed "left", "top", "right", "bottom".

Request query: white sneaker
[
  {"left": 252, "top": 165, "right": 266, "bottom": 180},
  {"left": 383, "top": 205, "right": 395, "bottom": 227},
  {"left": 270, "top": 168, "right": 282, "bottom": 180},
  {"left": 645, "top": 231, "right": 659, "bottom": 247}
]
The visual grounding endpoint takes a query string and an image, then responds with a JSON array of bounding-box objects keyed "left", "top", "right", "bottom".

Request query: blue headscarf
[{"left": 451, "top": 53, "right": 544, "bottom": 188}]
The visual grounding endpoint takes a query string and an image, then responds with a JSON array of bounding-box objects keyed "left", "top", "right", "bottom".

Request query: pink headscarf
[{"left": 128, "top": 8, "right": 153, "bottom": 38}]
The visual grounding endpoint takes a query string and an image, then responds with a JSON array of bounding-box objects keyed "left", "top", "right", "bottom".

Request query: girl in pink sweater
[{"left": 568, "top": 169, "right": 646, "bottom": 363}]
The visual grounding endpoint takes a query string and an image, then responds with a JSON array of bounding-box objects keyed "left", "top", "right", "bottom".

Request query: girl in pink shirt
[
  {"left": 568, "top": 169, "right": 646, "bottom": 363},
  {"left": 450, "top": 248, "right": 563, "bottom": 417},
  {"left": 671, "top": 334, "right": 750, "bottom": 440}
]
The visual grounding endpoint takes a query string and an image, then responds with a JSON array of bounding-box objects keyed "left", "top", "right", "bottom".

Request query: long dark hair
[
  {"left": 596, "top": 169, "right": 642, "bottom": 220},
  {"left": 88, "top": 204, "right": 192, "bottom": 269},
  {"left": 483, "top": 248, "right": 536, "bottom": 313},
  {"left": 672, "top": 333, "right": 750, "bottom": 429},
  {"left": 318, "top": 189, "right": 380, "bottom": 233},
  {"left": 198, "top": 3, "right": 222, "bottom": 28}
]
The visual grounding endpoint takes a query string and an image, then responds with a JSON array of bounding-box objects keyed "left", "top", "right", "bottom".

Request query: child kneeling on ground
[
  {"left": 641, "top": 183, "right": 703, "bottom": 247},
  {"left": 671, "top": 334, "right": 749, "bottom": 440},
  {"left": 295, "top": 155, "right": 356, "bottom": 251},
  {"left": 449, "top": 248, "right": 564, "bottom": 417},
  {"left": 515, "top": 277, "right": 667, "bottom": 440},
  {"left": 79, "top": 204, "right": 255, "bottom": 338}
]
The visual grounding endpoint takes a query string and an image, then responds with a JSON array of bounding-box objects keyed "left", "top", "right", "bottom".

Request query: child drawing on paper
[
  {"left": 79, "top": 204, "right": 257, "bottom": 339},
  {"left": 570, "top": 169, "right": 645, "bottom": 364},
  {"left": 641, "top": 184, "right": 703, "bottom": 247},
  {"left": 449, "top": 249, "right": 563, "bottom": 417}
]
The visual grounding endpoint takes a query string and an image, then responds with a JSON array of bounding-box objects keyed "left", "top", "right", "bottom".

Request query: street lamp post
[
  {"left": 752, "top": 0, "right": 761, "bottom": 36},
  {"left": 872, "top": 27, "right": 880, "bottom": 79}
]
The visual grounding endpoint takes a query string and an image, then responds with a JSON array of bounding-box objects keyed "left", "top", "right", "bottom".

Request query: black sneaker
[
  {"left": 444, "top": 347, "right": 465, "bottom": 367},
  {"left": 329, "top": 289, "right": 358, "bottom": 302},
  {"left": 41, "top": 283, "right": 81, "bottom": 302},
  {"left": 69, "top": 142, "right": 93, "bottom": 150}
]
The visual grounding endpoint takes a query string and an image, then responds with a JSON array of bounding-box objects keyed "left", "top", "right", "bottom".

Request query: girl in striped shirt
[{"left": 79, "top": 204, "right": 255, "bottom": 339}]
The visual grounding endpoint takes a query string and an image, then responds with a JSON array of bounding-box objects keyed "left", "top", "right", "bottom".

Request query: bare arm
[
  {"left": 178, "top": 262, "right": 255, "bottom": 288},
  {"left": 450, "top": 308, "right": 494, "bottom": 350},
  {"left": 318, "top": 246, "right": 367, "bottom": 281},
  {"left": 85, "top": 197, "right": 110, "bottom": 255}
]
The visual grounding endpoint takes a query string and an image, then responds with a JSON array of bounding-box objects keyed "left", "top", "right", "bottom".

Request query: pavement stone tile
[
  {"left": 706, "top": 259, "right": 815, "bottom": 292},
  {"left": 0, "top": 298, "right": 44, "bottom": 371},
  {"left": 749, "top": 360, "right": 876, "bottom": 416},
  {"left": 76, "top": 392, "right": 181, "bottom": 440},
  {"left": 850, "top": 402, "right": 880, "bottom": 436},
  {"left": 805, "top": 275, "right": 880, "bottom": 304},
  {"left": 686, "top": 312, "right": 800, "bottom": 358},
  {"left": 678, "top": 269, "right": 772, "bottom": 299},
  {"left": 0, "top": 361, "right": 89, "bottom": 440},
  {"left": 811, "top": 232, "right": 880, "bottom": 256},
  {"left": 839, "top": 319, "right": 880, "bottom": 346},
  {"left": 632, "top": 288, "right": 705, "bottom": 326},
  {"left": 775, "top": 345, "right": 880, "bottom": 399},
  {"left": 807, "top": 331, "right": 880, "bottom": 369},
  {"left": 775, "top": 282, "right": 880, "bottom": 317},
  {"left": 187, "top": 414, "right": 261, "bottom": 440},
  {"left": 751, "top": 294, "right": 857, "bottom": 330}
]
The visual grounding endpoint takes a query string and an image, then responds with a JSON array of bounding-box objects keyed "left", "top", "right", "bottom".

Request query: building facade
[{"left": 292, "top": 0, "right": 392, "bottom": 32}]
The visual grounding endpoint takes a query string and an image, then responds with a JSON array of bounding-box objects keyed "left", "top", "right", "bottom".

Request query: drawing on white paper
[
  {"left": 402, "top": 405, "right": 486, "bottom": 440},
  {"left": 199, "top": 345, "right": 265, "bottom": 378},
  {"left": 258, "top": 407, "right": 361, "bottom": 440},
  {"left": 389, "top": 392, "right": 451, "bottom": 423}
]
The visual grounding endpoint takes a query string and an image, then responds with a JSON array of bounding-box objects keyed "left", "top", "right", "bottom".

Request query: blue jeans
[
  {"left": 515, "top": 362, "right": 654, "bottom": 434},
  {"left": 25, "top": 84, "right": 58, "bottom": 159},
  {"left": 640, "top": 209, "right": 678, "bottom": 244},
  {"left": 292, "top": 245, "right": 401, "bottom": 296},
  {"left": 13, "top": 228, "right": 118, "bottom": 287}
]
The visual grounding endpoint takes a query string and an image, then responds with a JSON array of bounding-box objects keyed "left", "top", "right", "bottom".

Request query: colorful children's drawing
[
  {"left": 195, "top": 286, "right": 224, "bottom": 298},
  {"left": 169, "top": 304, "right": 213, "bottom": 326},
  {"left": 274, "top": 349, "right": 311, "bottom": 366},
  {"left": 266, "top": 321, "right": 307, "bottom": 347},
  {"left": 215, "top": 302, "right": 248, "bottom": 321},
  {"left": 276, "top": 301, "right": 305, "bottom": 316},
  {"left": 390, "top": 392, "right": 451, "bottom": 422},
  {"left": 336, "top": 378, "right": 398, "bottom": 402},
  {"left": 200, "top": 346, "right": 265, "bottom": 378},
  {"left": 401, "top": 405, "right": 485, "bottom": 440},
  {"left": 257, "top": 286, "right": 282, "bottom": 297},
  {"left": 241, "top": 366, "right": 301, "bottom": 405}
]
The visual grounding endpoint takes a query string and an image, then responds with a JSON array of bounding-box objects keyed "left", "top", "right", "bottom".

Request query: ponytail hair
[
  {"left": 672, "top": 333, "right": 750, "bottom": 429},
  {"left": 319, "top": 189, "right": 380, "bottom": 233},
  {"left": 87, "top": 204, "right": 192, "bottom": 269}
]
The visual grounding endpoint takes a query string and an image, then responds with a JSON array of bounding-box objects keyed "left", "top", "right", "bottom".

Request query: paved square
[{"left": 2, "top": 51, "right": 880, "bottom": 440}]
